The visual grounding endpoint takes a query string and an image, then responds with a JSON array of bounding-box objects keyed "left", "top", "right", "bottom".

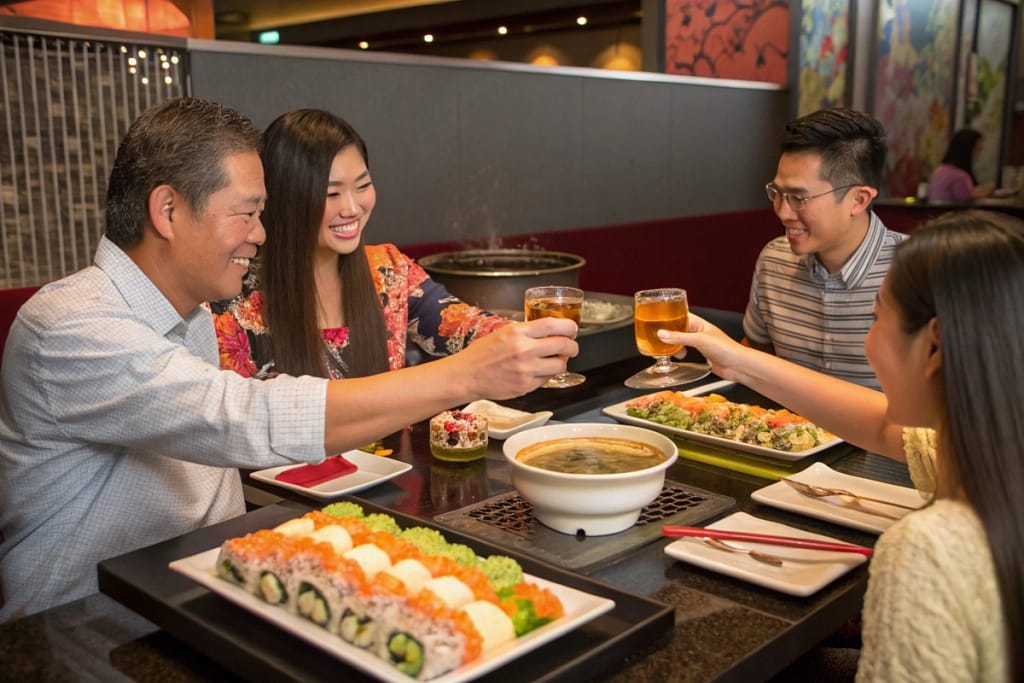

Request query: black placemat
[
  {"left": 830, "top": 450, "right": 914, "bottom": 488},
  {"left": 98, "top": 501, "right": 674, "bottom": 683}
]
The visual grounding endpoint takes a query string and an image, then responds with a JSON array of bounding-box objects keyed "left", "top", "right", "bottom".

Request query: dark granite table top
[{"left": 0, "top": 356, "right": 901, "bottom": 682}]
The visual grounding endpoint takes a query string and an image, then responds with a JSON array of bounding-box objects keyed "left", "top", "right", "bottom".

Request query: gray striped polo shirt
[{"left": 742, "top": 212, "right": 908, "bottom": 389}]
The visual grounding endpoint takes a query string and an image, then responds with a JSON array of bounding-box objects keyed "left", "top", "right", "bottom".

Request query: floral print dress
[{"left": 212, "top": 243, "right": 510, "bottom": 379}]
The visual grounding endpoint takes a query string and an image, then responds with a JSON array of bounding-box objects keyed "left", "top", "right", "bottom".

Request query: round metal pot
[{"left": 418, "top": 249, "right": 586, "bottom": 313}]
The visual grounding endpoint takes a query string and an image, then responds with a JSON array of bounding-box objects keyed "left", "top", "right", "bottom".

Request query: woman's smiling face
[{"left": 317, "top": 144, "right": 376, "bottom": 257}]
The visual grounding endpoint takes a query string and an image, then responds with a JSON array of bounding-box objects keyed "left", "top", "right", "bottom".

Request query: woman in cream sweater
[{"left": 659, "top": 210, "right": 1021, "bottom": 681}]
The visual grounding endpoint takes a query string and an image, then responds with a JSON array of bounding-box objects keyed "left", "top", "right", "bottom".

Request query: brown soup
[{"left": 516, "top": 437, "right": 667, "bottom": 474}]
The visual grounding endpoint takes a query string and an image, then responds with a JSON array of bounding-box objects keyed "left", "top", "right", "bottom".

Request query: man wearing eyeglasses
[{"left": 743, "top": 107, "right": 907, "bottom": 390}]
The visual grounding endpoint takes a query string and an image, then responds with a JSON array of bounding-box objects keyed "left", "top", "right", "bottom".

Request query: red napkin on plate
[{"left": 275, "top": 454, "right": 357, "bottom": 487}]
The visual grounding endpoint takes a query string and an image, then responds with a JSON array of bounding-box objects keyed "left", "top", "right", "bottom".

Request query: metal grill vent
[{"left": 434, "top": 480, "right": 734, "bottom": 571}]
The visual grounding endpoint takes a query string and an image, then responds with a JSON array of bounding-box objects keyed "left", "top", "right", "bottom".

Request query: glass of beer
[
  {"left": 625, "top": 288, "right": 710, "bottom": 389},
  {"left": 524, "top": 285, "right": 585, "bottom": 388}
]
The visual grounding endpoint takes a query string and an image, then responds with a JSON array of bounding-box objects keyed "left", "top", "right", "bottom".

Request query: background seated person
[{"left": 927, "top": 128, "right": 993, "bottom": 202}]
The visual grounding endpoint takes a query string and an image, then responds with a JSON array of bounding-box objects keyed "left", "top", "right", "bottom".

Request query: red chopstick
[{"left": 662, "top": 525, "right": 873, "bottom": 557}]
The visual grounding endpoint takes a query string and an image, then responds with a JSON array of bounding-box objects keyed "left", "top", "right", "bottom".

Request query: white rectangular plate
[
  {"left": 601, "top": 383, "right": 842, "bottom": 462},
  {"left": 462, "top": 400, "right": 553, "bottom": 439},
  {"left": 750, "top": 462, "right": 926, "bottom": 534},
  {"left": 170, "top": 548, "right": 615, "bottom": 683},
  {"left": 580, "top": 298, "right": 632, "bottom": 326},
  {"left": 250, "top": 450, "right": 412, "bottom": 500},
  {"left": 664, "top": 511, "right": 867, "bottom": 596}
]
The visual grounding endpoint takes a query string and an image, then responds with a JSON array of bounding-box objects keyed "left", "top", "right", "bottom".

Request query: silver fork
[
  {"left": 781, "top": 478, "right": 919, "bottom": 511},
  {"left": 703, "top": 537, "right": 784, "bottom": 566}
]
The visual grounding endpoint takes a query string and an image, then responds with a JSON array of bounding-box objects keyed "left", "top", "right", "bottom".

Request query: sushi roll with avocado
[{"left": 214, "top": 505, "right": 565, "bottom": 680}]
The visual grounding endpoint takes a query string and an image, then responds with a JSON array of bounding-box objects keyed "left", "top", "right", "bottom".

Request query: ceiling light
[
  {"left": 576, "top": 16, "right": 588, "bottom": 26},
  {"left": 423, "top": 33, "right": 434, "bottom": 43},
  {"left": 215, "top": 11, "right": 249, "bottom": 26},
  {"left": 498, "top": 26, "right": 508, "bottom": 35}
]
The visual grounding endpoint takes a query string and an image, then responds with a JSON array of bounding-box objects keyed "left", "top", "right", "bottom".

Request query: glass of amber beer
[
  {"left": 625, "top": 288, "right": 710, "bottom": 389},
  {"left": 524, "top": 285, "right": 585, "bottom": 388}
]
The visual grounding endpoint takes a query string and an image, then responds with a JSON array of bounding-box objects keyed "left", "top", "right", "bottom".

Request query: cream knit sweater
[{"left": 855, "top": 429, "right": 1008, "bottom": 682}]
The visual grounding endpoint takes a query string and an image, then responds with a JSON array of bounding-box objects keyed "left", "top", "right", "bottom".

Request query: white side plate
[
  {"left": 462, "top": 400, "right": 553, "bottom": 439},
  {"left": 170, "top": 548, "right": 615, "bottom": 683},
  {"left": 664, "top": 511, "right": 867, "bottom": 596},
  {"left": 750, "top": 462, "right": 926, "bottom": 534},
  {"left": 250, "top": 450, "right": 412, "bottom": 500}
]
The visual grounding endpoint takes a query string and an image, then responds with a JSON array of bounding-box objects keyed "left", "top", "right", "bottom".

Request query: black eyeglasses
[{"left": 765, "top": 183, "right": 857, "bottom": 212}]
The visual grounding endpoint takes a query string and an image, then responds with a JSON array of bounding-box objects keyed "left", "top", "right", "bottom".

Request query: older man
[{"left": 0, "top": 97, "right": 577, "bottom": 619}]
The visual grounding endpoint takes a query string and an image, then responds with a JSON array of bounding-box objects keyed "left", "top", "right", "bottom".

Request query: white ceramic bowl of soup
[{"left": 502, "top": 422, "right": 678, "bottom": 536}]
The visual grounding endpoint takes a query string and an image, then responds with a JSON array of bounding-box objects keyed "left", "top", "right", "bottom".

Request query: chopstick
[{"left": 662, "top": 526, "right": 873, "bottom": 557}]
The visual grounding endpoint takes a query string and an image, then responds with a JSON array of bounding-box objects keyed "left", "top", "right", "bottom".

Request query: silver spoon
[{"left": 703, "top": 537, "right": 784, "bottom": 566}]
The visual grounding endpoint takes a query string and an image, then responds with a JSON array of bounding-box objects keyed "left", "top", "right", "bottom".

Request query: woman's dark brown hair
[
  {"left": 940, "top": 128, "right": 982, "bottom": 184},
  {"left": 888, "top": 209, "right": 1023, "bottom": 679},
  {"left": 258, "top": 109, "right": 389, "bottom": 378}
]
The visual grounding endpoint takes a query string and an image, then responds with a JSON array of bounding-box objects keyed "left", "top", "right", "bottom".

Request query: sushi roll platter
[{"left": 170, "top": 501, "right": 615, "bottom": 682}]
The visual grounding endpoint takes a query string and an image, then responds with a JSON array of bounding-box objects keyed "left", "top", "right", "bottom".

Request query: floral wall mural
[
  {"left": 873, "top": 0, "right": 961, "bottom": 198},
  {"left": 798, "top": 0, "right": 851, "bottom": 116},
  {"left": 965, "top": 0, "right": 1014, "bottom": 186},
  {"left": 664, "top": 0, "right": 789, "bottom": 84}
]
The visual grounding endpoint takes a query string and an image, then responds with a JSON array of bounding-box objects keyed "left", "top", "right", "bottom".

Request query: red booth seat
[
  {"left": 400, "top": 208, "right": 781, "bottom": 313},
  {"left": 0, "top": 286, "right": 41, "bottom": 369}
]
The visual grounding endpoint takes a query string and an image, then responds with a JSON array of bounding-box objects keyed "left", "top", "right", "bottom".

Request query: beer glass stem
[{"left": 650, "top": 356, "right": 675, "bottom": 374}]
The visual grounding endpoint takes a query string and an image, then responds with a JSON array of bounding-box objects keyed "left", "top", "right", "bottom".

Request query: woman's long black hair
[{"left": 888, "top": 209, "right": 1023, "bottom": 680}]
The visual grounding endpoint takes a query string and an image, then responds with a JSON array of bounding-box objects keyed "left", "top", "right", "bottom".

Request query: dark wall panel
[
  {"left": 668, "top": 85, "right": 789, "bottom": 215},
  {"left": 188, "top": 43, "right": 787, "bottom": 248},
  {"left": 457, "top": 68, "right": 583, "bottom": 243},
  {"left": 579, "top": 77, "right": 674, "bottom": 225}
]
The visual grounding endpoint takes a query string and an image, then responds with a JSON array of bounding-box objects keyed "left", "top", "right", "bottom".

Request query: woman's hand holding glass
[
  {"left": 625, "top": 288, "right": 710, "bottom": 389},
  {"left": 524, "top": 285, "right": 585, "bottom": 388},
  {"left": 655, "top": 314, "right": 749, "bottom": 383}
]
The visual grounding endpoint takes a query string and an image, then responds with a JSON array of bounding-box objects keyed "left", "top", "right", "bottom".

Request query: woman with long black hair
[{"left": 661, "top": 210, "right": 1021, "bottom": 681}]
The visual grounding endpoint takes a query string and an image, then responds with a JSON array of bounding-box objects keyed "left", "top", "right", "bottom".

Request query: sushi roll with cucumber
[
  {"left": 214, "top": 505, "right": 565, "bottom": 680},
  {"left": 293, "top": 551, "right": 368, "bottom": 633},
  {"left": 215, "top": 529, "right": 296, "bottom": 606}
]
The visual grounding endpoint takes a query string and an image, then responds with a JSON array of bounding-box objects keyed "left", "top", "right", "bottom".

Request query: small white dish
[
  {"left": 751, "top": 462, "right": 926, "bottom": 534},
  {"left": 250, "top": 450, "right": 412, "bottom": 500},
  {"left": 170, "top": 547, "right": 615, "bottom": 683},
  {"left": 463, "top": 399, "right": 553, "bottom": 439},
  {"left": 664, "top": 511, "right": 868, "bottom": 596}
]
